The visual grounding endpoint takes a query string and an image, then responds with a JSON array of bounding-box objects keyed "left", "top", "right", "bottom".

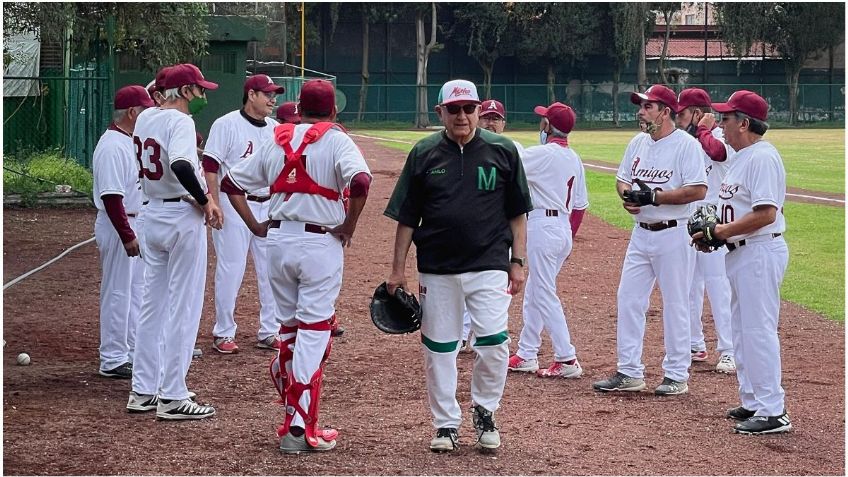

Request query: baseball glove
[
  {"left": 369, "top": 282, "right": 422, "bottom": 334},
  {"left": 622, "top": 178, "right": 659, "bottom": 206},
  {"left": 687, "top": 204, "right": 725, "bottom": 249}
]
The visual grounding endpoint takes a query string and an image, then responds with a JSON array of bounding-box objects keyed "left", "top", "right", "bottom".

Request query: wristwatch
[{"left": 510, "top": 257, "right": 526, "bottom": 267}]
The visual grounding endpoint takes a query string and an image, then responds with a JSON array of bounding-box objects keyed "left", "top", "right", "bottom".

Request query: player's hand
[
  {"left": 324, "top": 223, "right": 355, "bottom": 247},
  {"left": 250, "top": 220, "right": 270, "bottom": 238},
  {"left": 203, "top": 201, "right": 223, "bottom": 230},
  {"left": 689, "top": 231, "right": 715, "bottom": 253},
  {"left": 387, "top": 272, "right": 407, "bottom": 296},
  {"left": 508, "top": 263, "right": 526, "bottom": 295},
  {"left": 698, "top": 113, "right": 716, "bottom": 130},
  {"left": 123, "top": 238, "right": 141, "bottom": 257},
  {"left": 622, "top": 201, "right": 641, "bottom": 215}
]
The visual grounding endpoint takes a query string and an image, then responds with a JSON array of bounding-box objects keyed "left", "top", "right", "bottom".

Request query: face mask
[
  {"left": 685, "top": 122, "right": 698, "bottom": 137},
  {"left": 188, "top": 96, "right": 208, "bottom": 115},
  {"left": 539, "top": 130, "right": 548, "bottom": 144}
]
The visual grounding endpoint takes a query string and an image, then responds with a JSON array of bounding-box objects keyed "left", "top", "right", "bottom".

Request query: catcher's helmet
[{"left": 369, "top": 282, "right": 422, "bottom": 334}]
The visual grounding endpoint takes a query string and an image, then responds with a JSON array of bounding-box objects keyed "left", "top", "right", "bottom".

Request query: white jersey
[
  {"left": 521, "top": 142, "right": 588, "bottom": 214},
  {"left": 92, "top": 126, "right": 143, "bottom": 214},
  {"left": 226, "top": 124, "right": 371, "bottom": 227},
  {"left": 134, "top": 107, "right": 207, "bottom": 199},
  {"left": 204, "top": 110, "right": 278, "bottom": 196},
  {"left": 699, "top": 126, "right": 734, "bottom": 206},
  {"left": 616, "top": 129, "right": 707, "bottom": 222},
  {"left": 718, "top": 140, "right": 786, "bottom": 243}
]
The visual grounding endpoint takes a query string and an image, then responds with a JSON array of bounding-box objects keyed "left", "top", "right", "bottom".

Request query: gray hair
[
  {"left": 162, "top": 87, "right": 183, "bottom": 101},
  {"left": 112, "top": 108, "right": 128, "bottom": 122},
  {"left": 549, "top": 124, "right": 569, "bottom": 139},
  {"left": 733, "top": 112, "right": 769, "bottom": 135}
]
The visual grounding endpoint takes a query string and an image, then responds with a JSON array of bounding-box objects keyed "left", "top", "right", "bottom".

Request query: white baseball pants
[
  {"left": 689, "top": 247, "right": 733, "bottom": 355},
  {"left": 95, "top": 211, "right": 144, "bottom": 371},
  {"left": 725, "top": 237, "right": 789, "bottom": 417},
  {"left": 616, "top": 225, "right": 695, "bottom": 382},
  {"left": 419, "top": 270, "right": 512, "bottom": 429},
  {"left": 211, "top": 197, "right": 279, "bottom": 340},
  {"left": 517, "top": 214, "right": 576, "bottom": 362},
  {"left": 131, "top": 200, "right": 207, "bottom": 401}
]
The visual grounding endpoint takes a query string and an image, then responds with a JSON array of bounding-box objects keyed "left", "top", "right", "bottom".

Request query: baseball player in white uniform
[
  {"left": 221, "top": 79, "right": 372, "bottom": 453},
  {"left": 127, "top": 63, "right": 222, "bottom": 421},
  {"left": 203, "top": 74, "right": 284, "bottom": 354},
  {"left": 675, "top": 88, "right": 736, "bottom": 374},
  {"left": 693, "top": 90, "right": 791, "bottom": 434},
  {"left": 508, "top": 102, "right": 588, "bottom": 378},
  {"left": 593, "top": 84, "right": 706, "bottom": 396},
  {"left": 93, "top": 85, "right": 154, "bottom": 379}
]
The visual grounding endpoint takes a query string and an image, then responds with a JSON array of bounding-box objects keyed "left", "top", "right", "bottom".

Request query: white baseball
[{"left": 16, "top": 353, "right": 30, "bottom": 366}]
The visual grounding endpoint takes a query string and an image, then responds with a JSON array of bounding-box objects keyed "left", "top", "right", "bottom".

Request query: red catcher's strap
[{"left": 270, "top": 122, "right": 343, "bottom": 201}]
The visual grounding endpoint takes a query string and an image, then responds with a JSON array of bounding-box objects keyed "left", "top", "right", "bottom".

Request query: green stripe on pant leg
[
  {"left": 421, "top": 334, "right": 460, "bottom": 353},
  {"left": 474, "top": 330, "right": 509, "bottom": 347}
]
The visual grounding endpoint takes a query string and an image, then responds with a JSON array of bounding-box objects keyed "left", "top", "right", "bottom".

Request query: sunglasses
[
  {"left": 443, "top": 103, "right": 478, "bottom": 115},
  {"left": 255, "top": 90, "right": 277, "bottom": 100}
]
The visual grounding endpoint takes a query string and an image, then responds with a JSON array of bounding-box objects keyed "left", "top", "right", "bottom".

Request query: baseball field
[{"left": 2, "top": 129, "right": 844, "bottom": 475}]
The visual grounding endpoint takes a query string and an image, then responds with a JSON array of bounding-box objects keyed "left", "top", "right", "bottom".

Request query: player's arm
[
  {"left": 507, "top": 213, "right": 528, "bottom": 295},
  {"left": 696, "top": 113, "right": 727, "bottom": 162},
  {"left": 653, "top": 184, "right": 707, "bottom": 205},
  {"left": 617, "top": 179, "right": 641, "bottom": 215},
  {"left": 220, "top": 175, "right": 268, "bottom": 237},
  {"left": 203, "top": 156, "right": 221, "bottom": 205},
  {"left": 711, "top": 205, "right": 777, "bottom": 241},
  {"left": 387, "top": 223, "right": 414, "bottom": 296},
  {"left": 325, "top": 172, "right": 371, "bottom": 247},
  {"left": 170, "top": 161, "right": 222, "bottom": 229},
  {"left": 101, "top": 194, "right": 139, "bottom": 256}
]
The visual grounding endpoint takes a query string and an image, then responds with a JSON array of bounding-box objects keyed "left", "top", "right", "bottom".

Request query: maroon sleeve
[
  {"left": 696, "top": 126, "right": 727, "bottom": 162},
  {"left": 202, "top": 155, "right": 220, "bottom": 174},
  {"left": 102, "top": 194, "right": 136, "bottom": 244},
  {"left": 349, "top": 172, "right": 371, "bottom": 198},
  {"left": 570, "top": 209, "right": 585, "bottom": 239},
  {"left": 220, "top": 175, "right": 246, "bottom": 196}
]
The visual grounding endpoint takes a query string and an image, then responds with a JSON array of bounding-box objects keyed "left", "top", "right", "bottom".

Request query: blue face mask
[{"left": 539, "top": 130, "right": 548, "bottom": 145}]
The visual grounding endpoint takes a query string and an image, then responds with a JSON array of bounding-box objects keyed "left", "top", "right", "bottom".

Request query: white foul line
[
  {"left": 3, "top": 237, "right": 96, "bottom": 290},
  {"left": 352, "top": 134, "right": 844, "bottom": 205}
]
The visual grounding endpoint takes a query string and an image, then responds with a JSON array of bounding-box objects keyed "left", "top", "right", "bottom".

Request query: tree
[
  {"left": 514, "top": 3, "right": 603, "bottom": 104},
  {"left": 355, "top": 5, "right": 398, "bottom": 122},
  {"left": 600, "top": 3, "right": 648, "bottom": 127},
  {"left": 715, "top": 3, "right": 845, "bottom": 125},
  {"left": 412, "top": 3, "right": 440, "bottom": 129},
  {"left": 651, "top": 3, "right": 682, "bottom": 84},
  {"left": 449, "top": 3, "right": 518, "bottom": 99},
  {"left": 4, "top": 3, "right": 210, "bottom": 70}
]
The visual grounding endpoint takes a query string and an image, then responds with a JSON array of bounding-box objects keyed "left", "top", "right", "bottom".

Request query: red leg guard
[
  {"left": 269, "top": 323, "right": 298, "bottom": 404},
  {"left": 275, "top": 318, "right": 335, "bottom": 446}
]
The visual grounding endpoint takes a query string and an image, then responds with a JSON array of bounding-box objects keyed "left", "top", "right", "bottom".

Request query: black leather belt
[
  {"left": 127, "top": 213, "right": 137, "bottom": 218},
  {"left": 268, "top": 220, "right": 325, "bottom": 234},
  {"left": 726, "top": 233, "right": 782, "bottom": 252},
  {"left": 247, "top": 195, "right": 270, "bottom": 203},
  {"left": 544, "top": 209, "right": 558, "bottom": 217},
  {"left": 142, "top": 200, "right": 149, "bottom": 206},
  {"left": 163, "top": 197, "right": 182, "bottom": 203},
  {"left": 638, "top": 219, "right": 678, "bottom": 231}
]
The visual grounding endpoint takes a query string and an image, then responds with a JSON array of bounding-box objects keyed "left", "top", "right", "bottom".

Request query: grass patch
[{"left": 4, "top": 149, "right": 93, "bottom": 205}]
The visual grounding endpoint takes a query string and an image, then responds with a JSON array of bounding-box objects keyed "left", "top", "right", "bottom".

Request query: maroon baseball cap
[
  {"left": 534, "top": 102, "right": 576, "bottom": 134},
  {"left": 480, "top": 100, "right": 506, "bottom": 119},
  {"left": 298, "top": 79, "right": 335, "bottom": 115},
  {"left": 676, "top": 88, "right": 712, "bottom": 112},
  {"left": 244, "top": 74, "right": 285, "bottom": 94},
  {"left": 114, "top": 85, "right": 155, "bottom": 109},
  {"left": 161, "top": 63, "right": 218, "bottom": 90},
  {"left": 631, "top": 84, "right": 678, "bottom": 110},
  {"left": 276, "top": 101, "right": 302, "bottom": 124},
  {"left": 712, "top": 90, "right": 769, "bottom": 121}
]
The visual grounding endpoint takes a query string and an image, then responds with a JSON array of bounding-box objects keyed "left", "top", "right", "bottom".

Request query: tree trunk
[
  {"left": 546, "top": 64, "right": 556, "bottom": 103},
  {"left": 612, "top": 64, "right": 621, "bottom": 128},
  {"left": 638, "top": 18, "right": 647, "bottom": 91},
  {"left": 480, "top": 61, "right": 494, "bottom": 99},
  {"left": 787, "top": 63, "right": 801, "bottom": 126},
  {"left": 659, "top": 12, "right": 671, "bottom": 84},
  {"left": 414, "top": 3, "right": 437, "bottom": 129},
  {"left": 357, "top": 11, "right": 370, "bottom": 123}
]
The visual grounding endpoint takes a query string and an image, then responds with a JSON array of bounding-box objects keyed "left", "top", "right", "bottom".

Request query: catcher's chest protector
[{"left": 270, "top": 122, "right": 342, "bottom": 201}]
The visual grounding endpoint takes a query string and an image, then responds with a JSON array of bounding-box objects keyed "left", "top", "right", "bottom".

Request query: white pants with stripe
[
  {"left": 689, "top": 246, "right": 733, "bottom": 355},
  {"left": 517, "top": 213, "right": 576, "bottom": 362},
  {"left": 211, "top": 197, "right": 279, "bottom": 340},
  {"left": 725, "top": 237, "right": 788, "bottom": 417},
  {"left": 419, "top": 270, "right": 512, "bottom": 429},
  {"left": 95, "top": 211, "right": 144, "bottom": 371},
  {"left": 131, "top": 200, "right": 207, "bottom": 401},
  {"left": 267, "top": 222, "right": 342, "bottom": 428},
  {"left": 616, "top": 224, "right": 694, "bottom": 382}
]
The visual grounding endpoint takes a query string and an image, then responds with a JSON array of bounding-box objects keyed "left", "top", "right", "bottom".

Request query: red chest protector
[{"left": 270, "top": 122, "right": 343, "bottom": 201}]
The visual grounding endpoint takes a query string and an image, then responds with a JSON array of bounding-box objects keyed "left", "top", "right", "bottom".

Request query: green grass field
[
  {"left": 356, "top": 129, "right": 845, "bottom": 194},
  {"left": 355, "top": 128, "right": 845, "bottom": 322}
]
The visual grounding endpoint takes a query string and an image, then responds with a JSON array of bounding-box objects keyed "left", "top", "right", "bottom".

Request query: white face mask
[{"left": 539, "top": 130, "right": 548, "bottom": 144}]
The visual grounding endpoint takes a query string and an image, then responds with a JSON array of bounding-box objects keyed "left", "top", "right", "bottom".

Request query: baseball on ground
[{"left": 17, "top": 353, "right": 31, "bottom": 366}]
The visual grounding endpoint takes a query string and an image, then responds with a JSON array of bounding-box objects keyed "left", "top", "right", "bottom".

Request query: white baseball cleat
[
  {"left": 716, "top": 354, "right": 737, "bottom": 374},
  {"left": 507, "top": 354, "right": 539, "bottom": 373}
]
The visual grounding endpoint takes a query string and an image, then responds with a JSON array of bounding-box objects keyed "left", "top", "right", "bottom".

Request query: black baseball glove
[
  {"left": 687, "top": 204, "right": 725, "bottom": 249},
  {"left": 369, "top": 282, "right": 422, "bottom": 334},
  {"left": 622, "top": 178, "right": 659, "bottom": 206}
]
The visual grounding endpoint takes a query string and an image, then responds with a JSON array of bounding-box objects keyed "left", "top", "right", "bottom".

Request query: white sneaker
[
  {"left": 429, "top": 428, "right": 459, "bottom": 453},
  {"left": 156, "top": 398, "right": 216, "bottom": 420},
  {"left": 537, "top": 360, "right": 583, "bottom": 378},
  {"left": 716, "top": 354, "right": 737, "bottom": 374},
  {"left": 471, "top": 405, "right": 500, "bottom": 449},
  {"left": 507, "top": 354, "right": 539, "bottom": 373},
  {"left": 127, "top": 391, "right": 159, "bottom": 413}
]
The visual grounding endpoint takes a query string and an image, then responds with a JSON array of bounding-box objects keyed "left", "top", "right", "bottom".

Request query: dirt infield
[{"left": 3, "top": 136, "right": 844, "bottom": 475}]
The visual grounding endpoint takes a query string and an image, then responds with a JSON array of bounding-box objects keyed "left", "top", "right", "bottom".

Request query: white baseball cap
[{"left": 438, "top": 79, "right": 480, "bottom": 105}]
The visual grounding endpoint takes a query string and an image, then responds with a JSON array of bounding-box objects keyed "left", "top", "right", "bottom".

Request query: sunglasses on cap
[{"left": 443, "top": 103, "right": 478, "bottom": 115}]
